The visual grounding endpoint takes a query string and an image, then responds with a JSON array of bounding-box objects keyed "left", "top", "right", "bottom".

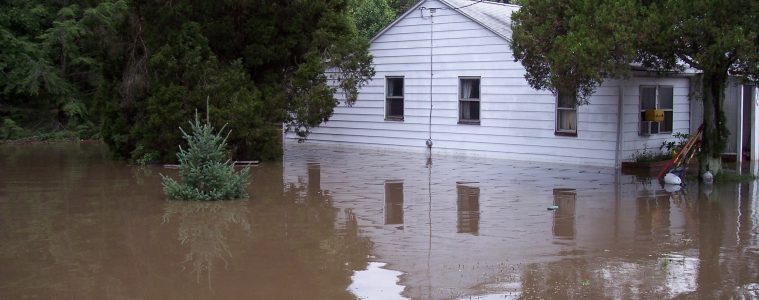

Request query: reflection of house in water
[
  {"left": 282, "top": 143, "right": 759, "bottom": 299},
  {"left": 307, "top": 163, "right": 321, "bottom": 197},
  {"left": 635, "top": 189, "right": 672, "bottom": 242},
  {"left": 384, "top": 180, "right": 404, "bottom": 225},
  {"left": 457, "top": 183, "right": 480, "bottom": 235},
  {"left": 552, "top": 188, "right": 576, "bottom": 239}
]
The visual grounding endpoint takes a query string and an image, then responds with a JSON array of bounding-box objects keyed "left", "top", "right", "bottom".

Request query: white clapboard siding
[
  {"left": 289, "top": 0, "right": 691, "bottom": 168},
  {"left": 620, "top": 77, "right": 691, "bottom": 160}
]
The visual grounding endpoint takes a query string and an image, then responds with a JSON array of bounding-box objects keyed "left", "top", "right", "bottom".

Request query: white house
[{"left": 289, "top": 0, "right": 758, "bottom": 168}]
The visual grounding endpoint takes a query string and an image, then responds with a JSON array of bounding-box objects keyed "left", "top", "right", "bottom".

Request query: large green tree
[
  {"left": 353, "top": 0, "right": 397, "bottom": 41},
  {"left": 0, "top": 0, "right": 127, "bottom": 138},
  {"left": 2, "top": 0, "right": 373, "bottom": 162},
  {"left": 100, "top": 0, "right": 374, "bottom": 162},
  {"left": 511, "top": 0, "right": 759, "bottom": 174}
]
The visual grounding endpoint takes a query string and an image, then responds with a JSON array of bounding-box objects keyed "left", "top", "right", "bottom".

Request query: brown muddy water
[{"left": 1, "top": 142, "right": 758, "bottom": 299}]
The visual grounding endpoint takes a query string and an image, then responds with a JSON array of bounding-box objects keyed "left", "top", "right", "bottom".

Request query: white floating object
[
  {"left": 702, "top": 171, "right": 714, "bottom": 184},
  {"left": 664, "top": 184, "right": 682, "bottom": 193},
  {"left": 664, "top": 173, "right": 682, "bottom": 185}
]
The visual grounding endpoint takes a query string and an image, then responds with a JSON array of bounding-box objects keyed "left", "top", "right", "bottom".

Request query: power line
[{"left": 420, "top": 0, "right": 485, "bottom": 12}]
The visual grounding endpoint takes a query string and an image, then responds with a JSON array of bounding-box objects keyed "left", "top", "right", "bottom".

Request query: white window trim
[
  {"left": 385, "top": 76, "right": 404, "bottom": 121},
  {"left": 458, "top": 76, "right": 481, "bottom": 125},
  {"left": 639, "top": 85, "right": 674, "bottom": 134}
]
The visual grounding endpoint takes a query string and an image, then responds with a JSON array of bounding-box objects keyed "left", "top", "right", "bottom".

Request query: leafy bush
[
  {"left": 659, "top": 132, "right": 690, "bottom": 156},
  {"left": 0, "top": 118, "right": 24, "bottom": 140},
  {"left": 161, "top": 114, "right": 250, "bottom": 201},
  {"left": 631, "top": 148, "right": 671, "bottom": 163}
]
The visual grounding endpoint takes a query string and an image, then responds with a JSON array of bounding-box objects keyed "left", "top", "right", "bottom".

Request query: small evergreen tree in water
[{"left": 162, "top": 114, "right": 250, "bottom": 201}]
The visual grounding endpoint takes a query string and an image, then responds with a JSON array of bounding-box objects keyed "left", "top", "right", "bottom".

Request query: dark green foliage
[
  {"left": 100, "top": 0, "right": 374, "bottom": 162},
  {"left": 0, "top": 118, "right": 24, "bottom": 140},
  {"left": 511, "top": 0, "right": 639, "bottom": 103},
  {"left": 353, "top": 0, "right": 397, "bottom": 40},
  {"left": 2, "top": 0, "right": 374, "bottom": 162},
  {"left": 162, "top": 114, "right": 250, "bottom": 201},
  {"left": 511, "top": 0, "right": 759, "bottom": 173},
  {"left": 0, "top": 0, "right": 128, "bottom": 140},
  {"left": 387, "top": 0, "right": 417, "bottom": 15}
]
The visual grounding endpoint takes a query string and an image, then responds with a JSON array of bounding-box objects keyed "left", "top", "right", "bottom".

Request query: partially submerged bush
[
  {"left": 162, "top": 114, "right": 250, "bottom": 200},
  {"left": 631, "top": 148, "right": 672, "bottom": 163}
]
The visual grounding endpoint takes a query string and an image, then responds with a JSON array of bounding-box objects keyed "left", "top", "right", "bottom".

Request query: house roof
[
  {"left": 369, "top": 0, "right": 519, "bottom": 43},
  {"left": 439, "top": 0, "right": 519, "bottom": 42}
]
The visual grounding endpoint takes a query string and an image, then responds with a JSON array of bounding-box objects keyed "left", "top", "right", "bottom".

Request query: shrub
[
  {"left": 0, "top": 118, "right": 24, "bottom": 140},
  {"left": 631, "top": 148, "right": 671, "bottom": 163},
  {"left": 659, "top": 132, "right": 690, "bottom": 156},
  {"left": 161, "top": 113, "right": 250, "bottom": 201}
]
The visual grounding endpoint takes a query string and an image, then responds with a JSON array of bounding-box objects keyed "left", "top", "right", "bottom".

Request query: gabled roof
[
  {"left": 440, "top": 0, "right": 518, "bottom": 42},
  {"left": 370, "top": 0, "right": 519, "bottom": 43}
]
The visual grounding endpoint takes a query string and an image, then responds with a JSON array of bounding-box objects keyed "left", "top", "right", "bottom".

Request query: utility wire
[
  {"left": 420, "top": 0, "right": 485, "bottom": 12},
  {"left": 428, "top": 10, "right": 434, "bottom": 146}
]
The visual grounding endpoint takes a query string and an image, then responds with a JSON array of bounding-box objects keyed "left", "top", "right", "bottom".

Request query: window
[
  {"left": 459, "top": 77, "right": 480, "bottom": 124},
  {"left": 556, "top": 90, "right": 577, "bottom": 136},
  {"left": 640, "top": 86, "right": 674, "bottom": 134},
  {"left": 386, "top": 77, "right": 404, "bottom": 120}
]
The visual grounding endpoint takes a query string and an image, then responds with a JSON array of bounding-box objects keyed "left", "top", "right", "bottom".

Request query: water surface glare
[{"left": 1, "top": 142, "right": 759, "bottom": 299}]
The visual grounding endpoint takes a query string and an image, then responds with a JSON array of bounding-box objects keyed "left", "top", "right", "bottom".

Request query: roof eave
[
  {"left": 369, "top": 0, "right": 428, "bottom": 44},
  {"left": 438, "top": 0, "right": 513, "bottom": 43}
]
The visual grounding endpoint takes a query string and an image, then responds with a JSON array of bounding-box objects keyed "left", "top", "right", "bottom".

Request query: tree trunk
[{"left": 699, "top": 71, "right": 729, "bottom": 175}]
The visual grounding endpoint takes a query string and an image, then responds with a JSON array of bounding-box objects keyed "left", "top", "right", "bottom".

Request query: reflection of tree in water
[
  {"left": 162, "top": 200, "right": 252, "bottom": 289},
  {"left": 257, "top": 163, "right": 372, "bottom": 299}
]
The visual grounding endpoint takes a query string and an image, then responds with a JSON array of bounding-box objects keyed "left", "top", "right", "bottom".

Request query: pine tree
[{"left": 162, "top": 113, "right": 250, "bottom": 201}]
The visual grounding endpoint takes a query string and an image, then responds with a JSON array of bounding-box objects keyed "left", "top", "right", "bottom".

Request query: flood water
[{"left": 1, "top": 142, "right": 758, "bottom": 299}]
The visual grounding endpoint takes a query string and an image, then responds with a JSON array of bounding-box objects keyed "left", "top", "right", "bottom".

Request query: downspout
[
  {"left": 615, "top": 84, "right": 625, "bottom": 169},
  {"left": 738, "top": 83, "right": 745, "bottom": 170}
]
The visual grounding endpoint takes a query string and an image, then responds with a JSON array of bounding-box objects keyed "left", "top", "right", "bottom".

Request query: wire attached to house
[
  {"left": 427, "top": 8, "right": 434, "bottom": 149},
  {"left": 421, "top": 0, "right": 485, "bottom": 13},
  {"left": 419, "top": 1, "right": 486, "bottom": 149}
]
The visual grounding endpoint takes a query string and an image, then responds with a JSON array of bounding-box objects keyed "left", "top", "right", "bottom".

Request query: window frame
[
  {"left": 639, "top": 85, "right": 674, "bottom": 135},
  {"left": 385, "top": 76, "right": 404, "bottom": 121},
  {"left": 458, "top": 76, "right": 481, "bottom": 125},
  {"left": 555, "top": 90, "right": 578, "bottom": 137}
]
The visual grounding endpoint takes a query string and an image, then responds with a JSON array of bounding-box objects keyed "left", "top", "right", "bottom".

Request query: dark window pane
[
  {"left": 460, "top": 100, "right": 480, "bottom": 121},
  {"left": 659, "top": 86, "right": 673, "bottom": 109},
  {"left": 558, "top": 91, "right": 576, "bottom": 108},
  {"left": 387, "top": 78, "right": 403, "bottom": 97},
  {"left": 662, "top": 111, "right": 673, "bottom": 132},
  {"left": 387, "top": 98, "right": 403, "bottom": 117},
  {"left": 641, "top": 87, "right": 656, "bottom": 109},
  {"left": 470, "top": 101, "right": 480, "bottom": 120},
  {"left": 460, "top": 78, "right": 480, "bottom": 99}
]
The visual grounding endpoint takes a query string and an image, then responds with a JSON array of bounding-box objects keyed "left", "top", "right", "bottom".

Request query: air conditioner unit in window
[{"left": 640, "top": 121, "right": 660, "bottom": 136}]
